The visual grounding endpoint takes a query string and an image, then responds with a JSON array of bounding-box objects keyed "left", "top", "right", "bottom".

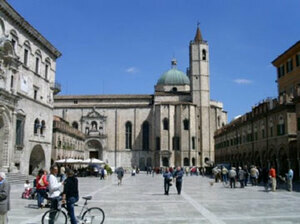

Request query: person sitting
[{"left": 22, "top": 180, "right": 32, "bottom": 199}]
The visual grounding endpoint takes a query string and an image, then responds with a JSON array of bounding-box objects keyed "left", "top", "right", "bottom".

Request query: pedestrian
[
  {"left": 262, "top": 167, "right": 269, "bottom": 192},
  {"left": 243, "top": 166, "right": 249, "bottom": 186},
  {"left": 173, "top": 166, "right": 184, "bottom": 195},
  {"left": 228, "top": 167, "right": 236, "bottom": 188},
  {"left": 286, "top": 168, "right": 294, "bottom": 192},
  {"left": 163, "top": 168, "right": 172, "bottom": 195},
  {"left": 116, "top": 167, "right": 124, "bottom": 185},
  {"left": 100, "top": 168, "right": 105, "bottom": 180},
  {"left": 269, "top": 165, "right": 276, "bottom": 192},
  {"left": 238, "top": 167, "right": 245, "bottom": 188},
  {"left": 60, "top": 166, "right": 66, "bottom": 182},
  {"left": 221, "top": 166, "right": 228, "bottom": 184},
  {"left": 48, "top": 165, "right": 63, "bottom": 212},
  {"left": 36, "top": 169, "right": 49, "bottom": 208},
  {"left": 0, "top": 172, "right": 10, "bottom": 224},
  {"left": 250, "top": 166, "right": 259, "bottom": 186},
  {"left": 185, "top": 167, "right": 189, "bottom": 176},
  {"left": 62, "top": 169, "right": 79, "bottom": 224}
]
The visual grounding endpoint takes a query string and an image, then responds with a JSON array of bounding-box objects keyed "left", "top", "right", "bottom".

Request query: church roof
[
  {"left": 194, "top": 26, "right": 203, "bottom": 42},
  {"left": 157, "top": 67, "right": 190, "bottom": 86}
]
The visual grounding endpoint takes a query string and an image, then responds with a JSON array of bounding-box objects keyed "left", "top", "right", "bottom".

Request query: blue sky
[{"left": 8, "top": 0, "right": 300, "bottom": 121}]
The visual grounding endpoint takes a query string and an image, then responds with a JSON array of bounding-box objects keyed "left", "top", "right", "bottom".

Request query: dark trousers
[
  {"left": 176, "top": 181, "right": 182, "bottom": 194},
  {"left": 36, "top": 189, "right": 47, "bottom": 207},
  {"left": 49, "top": 197, "right": 60, "bottom": 224},
  {"left": 230, "top": 177, "right": 235, "bottom": 188},
  {"left": 239, "top": 180, "right": 245, "bottom": 188},
  {"left": 164, "top": 181, "right": 170, "bottom": 195},
  {"left": 67, "top": 196, "right": 79, "bottom": 224}
]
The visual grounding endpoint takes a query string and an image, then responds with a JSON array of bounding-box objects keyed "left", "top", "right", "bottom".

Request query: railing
[
  {"left": 51, "top": 81, "right": 61, "bottom": 95},
  {"left": 53, "top": 120, "right": 85, "bottom": 139}
]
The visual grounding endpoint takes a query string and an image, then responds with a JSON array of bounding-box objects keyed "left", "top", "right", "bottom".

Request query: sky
[{"left": 7, "top": 0, "right": 300, "bottom": 121}]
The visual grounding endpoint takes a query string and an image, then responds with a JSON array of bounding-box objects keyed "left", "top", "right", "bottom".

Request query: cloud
[
  {"left": 125, "top": 67, "right": 139, "bottom": 74},
  {"left": 233, "top": 79, "right": 253, "bottom": 84}
]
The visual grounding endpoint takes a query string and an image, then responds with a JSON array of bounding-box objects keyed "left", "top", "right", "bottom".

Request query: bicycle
[{"left": 41, "top": 195, "right": 105, "bottom": 224}]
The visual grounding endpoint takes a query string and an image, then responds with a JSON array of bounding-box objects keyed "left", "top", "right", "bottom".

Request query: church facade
[{"left": 54, "top": 28, "right": 227, "bottom": 170}]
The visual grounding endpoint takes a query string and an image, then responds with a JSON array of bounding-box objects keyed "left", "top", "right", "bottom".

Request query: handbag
[{"left": 38, "top": 175, "right": 45, "bottom": 187}]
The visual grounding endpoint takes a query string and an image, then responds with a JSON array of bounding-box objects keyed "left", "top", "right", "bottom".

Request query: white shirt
[{"left": 48, "top": 174, "right": 62, "bottom": 198}]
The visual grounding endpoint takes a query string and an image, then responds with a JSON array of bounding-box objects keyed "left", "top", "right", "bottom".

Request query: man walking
[
  {"left": 163, "top": 168, "right": 172, "bottom": 195},
  {"left": 269, "top": 165, "right": 276, "bottom": 192},
  {"left": 228, "top": 167, "right": 236, "bottom": 188},
  {"left": 116, "top": 167, "right": 124, "bottom": 185},
  {"left": 173, "top": 166, "right": 184, "bottom": 195},
  {"left": 286, "top": 168, "right": 293, "bottom": 192},
  {"left": 0, "top": 172, "right": 10, "bottom": 224},
  {"left": 221, "top": 166, "right": 228, "bottom": 184},
  {"left": 238, "top": 167, "right": 245, "bottom": 188}
]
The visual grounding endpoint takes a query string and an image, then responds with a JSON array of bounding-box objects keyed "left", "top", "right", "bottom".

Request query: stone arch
[
  {"left": 139, "top": 157, "right": 145, "bottom": 171},
  {"left": 29, "top": 145, "right": 45, "bottom": 175},
  {"left": 85, "top": 139, "right": 103, "bottom": 160},
  {"left": 0, "top": 108, "right": 11, "bottom": 169},
  {"left": 162, "top": 157, "right": 169, "bottom": 167},
  {"left": 183, "top": 157, "right": 189, "bottom": 166}
]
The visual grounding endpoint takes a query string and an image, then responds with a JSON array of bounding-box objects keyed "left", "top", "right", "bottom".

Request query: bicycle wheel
[
  {"left": 41, "top": 209, "right": 67, "bottom": 224},
  {"left": 82, "top": 207, "right": 105, "bottom": 224}
]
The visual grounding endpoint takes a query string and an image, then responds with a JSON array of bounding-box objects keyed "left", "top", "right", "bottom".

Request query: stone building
[
  {"left": 54, "top": 27, "right": 227, "bottom": 170},
  {"left": 215, "top": 41, "right": 300, "bottom": 178},
  {"left": 52, "top": 116, "right": 85, "bottom": 163},
  {"left": 0, "top": 1, "right": 61, "bottom": 174}
]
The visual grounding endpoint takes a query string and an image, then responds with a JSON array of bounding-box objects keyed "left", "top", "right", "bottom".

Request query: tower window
[
  {"left": 45, "top": 64, "right": 49, "bottom": 79},
  {"left": 35, "top": 57, "right": 39, "bottom": 74},
  {"left": 24, "top": 49, "right": 28, "bottom": 66},
  {"left": 202, "top": 49, "right": 206, "bottom": 60},
  {"left": 34, "top": 89, "right": 38, "bottom": 100},
  {"left": 34, "top": 118, "right": 40, "bottom": 134},
  {"left": 16, "top": 117, "right": 24, "bottom": 146},
  {"left": 183, "top": 119, "right": 189, "bottom": 130},
  {"left": 142, "top": 121, "right": 150, "bottom": 150},
  {"left": 72, "top": 121, "right": 79, "bottom": 129},
  {"left": 192, "top": 137, "right": 196, "bottom": 149},
  {"left": 163, "top": 118, "right": 169, "bottom": 130},
  {"left": 40, "top": 120, "right": 46, "bottom": 135}
]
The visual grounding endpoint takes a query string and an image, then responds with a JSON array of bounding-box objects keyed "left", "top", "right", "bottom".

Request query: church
[{"left": 53, "top": 27, "right": 227, "bottom": 170}]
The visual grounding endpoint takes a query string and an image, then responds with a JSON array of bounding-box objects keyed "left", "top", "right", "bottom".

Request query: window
[
  {"left": 125, "top": 121, "right": 132, "bottom": 149},
  {"left": 202, "top": 49, "right": 206, "bottom": 60},
  {"left": 34, "top": 89, "right": 37, "bottom": 100},
  {"left": 91, "top": 121, "right": 97, "bottom": 130},
  {"left": 45, "top": 64, "right": 49, "bottom": 79},
  {"left": 297, "top": 118, "right": 300, "bottom": 131},
  {"left": 270, "top": 127, "right": 273, "bottom": 137},
  {"left": 262, "top": 129, "right": 265, "bottom": 138},
  {"left": 277, "top": 65, "right": 285, "bottom": 78},
  {"left": 34, "top": 119, "right": 40, "bottom": 134},
  {"left": 296, "top": 53, "right": 300, "bottom": 67},
  {"left": 163, "top": 118, "right": 169, "bottom": 130},
  {"left": 156, "top": 137, "right": 160, "bottom": 151},
  {"left": 192, "top": 137, "right": 196, "bottom": 149},
  {"left": 40, "top": 120, "right": 45, "bottom": 135},
  {"left": 24, "top": 49, "right": 28, "bottom": 66},
  {"left": 10, "top": 75, "right": 13, "bottom": 89},
  {"left": 277, "top": 116, "right": 285, "bottom": 136},
  {"left": 286, "top": 59, "right": 293, "bottom": 73},
  {"left": 183, "top": 119, "right": 189, "bottom": 130},
  {"left": 172, "top": 87, "right": 177, "bottom": 92},
  {"left": 142, "top": 121, "right": 150, "bottom": 150},
  {"left": 184, "top": 158, "right": 189, "bottom": 166},
  {"left": 172, "top": 136, "right": 180, "bottom": 150},
  {"left": 16, "top": 117, "right": 24, "bottom": 146},
  {"left": 35, "top": 57, "right": 39, "bottom": 74},
  {"left": 72, "top": 121, "right": 79, "bottom": 129}
]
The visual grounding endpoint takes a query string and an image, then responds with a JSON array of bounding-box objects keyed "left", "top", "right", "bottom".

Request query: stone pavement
[{"left": 8, "top": 173, "right": 300, "bottom": 224}]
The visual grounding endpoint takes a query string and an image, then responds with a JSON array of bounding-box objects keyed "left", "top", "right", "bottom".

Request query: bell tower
[{"left": 189, "top": 25, "right": 211, "bottom": 166}]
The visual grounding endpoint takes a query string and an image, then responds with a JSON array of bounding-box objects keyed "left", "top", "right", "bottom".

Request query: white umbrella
[
  {"left": 55, "top": 158, "right": 83, "bottom": 164},
  {"left": 81, "top": 158, "right": 105, "bottom": 164}
]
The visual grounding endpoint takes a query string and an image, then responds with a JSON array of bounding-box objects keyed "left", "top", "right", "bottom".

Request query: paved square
[{"left": 8, "top": 174, "right": 300, "bottom": 223}]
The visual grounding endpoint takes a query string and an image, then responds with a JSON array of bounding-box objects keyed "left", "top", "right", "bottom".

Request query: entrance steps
[{"left": 6, "top": 173, "right": 35, "bottom": 185}]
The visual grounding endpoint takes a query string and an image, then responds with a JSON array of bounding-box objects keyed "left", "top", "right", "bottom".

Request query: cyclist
[{"left": 62, "top": 169, "right": 79, "bottom": 224}]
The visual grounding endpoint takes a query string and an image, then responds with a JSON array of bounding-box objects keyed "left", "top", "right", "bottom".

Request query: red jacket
[
  {"left": 269, "top": 168, "right": 276, "bottom": 178},
  {"left": 36, "top": 175, "right": 49, "bottom": 190}
]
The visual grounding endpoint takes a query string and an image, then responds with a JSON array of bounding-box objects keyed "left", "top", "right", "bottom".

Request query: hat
[{"left": 0, "top": 172, "right": 6, "bottom": 179}]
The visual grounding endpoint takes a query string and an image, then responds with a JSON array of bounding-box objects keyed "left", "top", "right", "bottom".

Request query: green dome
[{"left": 157, "top": 68, "right": 190, "bottom": 85}]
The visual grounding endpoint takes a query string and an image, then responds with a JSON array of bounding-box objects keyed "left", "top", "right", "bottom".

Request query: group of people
[
  {"left": 163, "top": 166, "right": 184, "bottom": 195},
  {"left": 24, "top": 165, "right": 79, "bottom": 224},
  {"left": 214, "top": 165, "right": 294, "bottom": 192}
]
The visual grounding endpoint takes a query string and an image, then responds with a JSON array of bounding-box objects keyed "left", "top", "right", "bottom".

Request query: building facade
[
  {"left": 215, "top": 41, "right": 300, "bottom": 178},
  {"left": 54, "top": 27, "right": 227, "bottom": 170},
  {"left": 0, "top": 1, "right": 61, "bottom": 174},
  {"left": 52, "top": 116, "right": 85, "bottom": 162}
]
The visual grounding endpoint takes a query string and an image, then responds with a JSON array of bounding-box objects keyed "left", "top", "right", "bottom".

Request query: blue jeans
[
  {"left": 36, "top": 189, "right": 47, "bottom": 207},
  {"left": 222, "top": 174, "right": 228, "bottom": 183},
  {"left": 67, "top": 196, "right": 79, "bottom": 224}
]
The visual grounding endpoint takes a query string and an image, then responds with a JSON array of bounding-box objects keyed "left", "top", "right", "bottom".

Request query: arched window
[
  {"left": 163, "top": 118, "right": 169, "bottom": 130},
  {"left": 277, "top": 116, "right": 285, "bottom": 136},
  {"left": 91, "top": 121, "right": 97, "bottom": 130},
  {"left": 10, "top": 29, "right": 18, "bottom": 49},
  {"left": 172, "top": 87, "right": 177, "bottom": 92},
  {"left": 72, "top": 121, "right": 79, "bottom": 129},
  {"left": 34, "top": 119, "right": 40, "bottom": 134},
  {"left": 202, "top": 49, "right": 206, "bottom": 60},
  {"left": 125, "top": 121, "right": 132, "bottom": 149},
  {"left": 192, "top": 157, "right": 196, "bottom": 166},
  {"left": 142, "top": 121, "right": 150, "bottom": 150},
  {"left": 35, "top": 50, "right": 42, "bottom": 74},
  {"left": 45, "top": 57, "right": 51, "bottom": 80},
  {"left": 183, "top": 119, "right": 189, "bottom": 130},
  {"left": 40, "top": 120, "right": 46, "bottom": 135},
  {"left": 183, "top": 158, "right": 190, "bottom": 166}
]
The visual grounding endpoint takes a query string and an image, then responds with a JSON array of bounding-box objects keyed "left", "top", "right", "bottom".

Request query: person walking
[
  {"left": 262, "top": 167, "right": 269, "bottom": 192},
  {"left": 0, "top": 172, "right": 10, "bottom": 224},
  {"left": 116, "top": 167, "right": 124, "bottom": 185},
  {"left": 269, "top": 165, "right": 276, "bottom": 192},
  {"left": 286, "top": 168, "right": 294, "bottom": 192},
  {"left": 228, "top": 167, "right": 236, "bottom": 188},
  {"left": 243, "top": 166, "right": 249, "bottom": 187},
  {"left": 238, "top": 167, "right": 245, "bottom": 188},
  {"left": 221, "top": 166, "right": 228, "bottom": 184},
  {"left": 48, "top": 165, "right": 63, "bottom": 211},
  {"left": 62, "top": 169, "right": 79, "bottom": 224},
  {"left": 163, "top": 168, "right": 172, "bottom": 195},
  {"left": 36, "top": 169, "right": 49, "bottom": 208},
  {"left": 173, "top": 166, "right": 184, "bottom": 195},
  {"left": 250, "top": 166, "right": 259, "bottom": 186}
]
